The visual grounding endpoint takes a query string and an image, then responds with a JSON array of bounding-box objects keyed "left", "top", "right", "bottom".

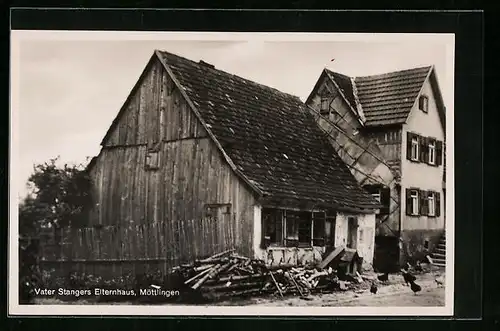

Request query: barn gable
[{"left": 100, "top": 54, "right": 208, "bottom": 149}]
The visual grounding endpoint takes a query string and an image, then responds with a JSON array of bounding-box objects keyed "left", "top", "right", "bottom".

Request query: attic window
[
  {"left": 320, "top": 98, "right": 330, "bottom": 115},
  {"left": 419, "top": 95, "right": 429, "bottom": 113}
]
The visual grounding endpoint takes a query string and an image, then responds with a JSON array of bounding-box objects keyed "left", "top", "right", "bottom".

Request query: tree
[{"left": 19, "top": 157, "right": 93, "bottom": 233}]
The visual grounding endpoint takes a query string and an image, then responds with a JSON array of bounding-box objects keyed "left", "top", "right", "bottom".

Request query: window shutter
[
  {"left": 381, "top": 187, "right": 391, "bottom": 214},
  {"left": 419, "top": 190, "right": 428, "bottom": 216},
  {"left": 436, "top": 192, "right": 441, "bottom": 217},
  {"left": 406, "top": 132, "right": 413, "bottom": 160},
  {"left": 418, "top": 96, "right": 424, "bottom": 110},
  {"left": 420, "top": 136, "right": 428, "bottom": 164},
  {"left": 406, "top": 188, "right": 412, "bottom": 216},
  {"left": 436, "top": 140, "right": 443, "bottom": 166}
]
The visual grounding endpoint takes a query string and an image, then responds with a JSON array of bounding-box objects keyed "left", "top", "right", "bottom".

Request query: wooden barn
[
  {"left": 305, "top": 65, "right": 446, "bottom": 270},
  {"left": 86, "top": 50, "right": 381, "bottom": 272}
]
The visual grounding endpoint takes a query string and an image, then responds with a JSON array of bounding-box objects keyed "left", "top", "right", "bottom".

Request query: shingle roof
[
  {"left": 157, "top": 50, "right": 379, "bottom": 212},
  {"left": 325, "top": 66, "right": 432, "bottom": 127}
]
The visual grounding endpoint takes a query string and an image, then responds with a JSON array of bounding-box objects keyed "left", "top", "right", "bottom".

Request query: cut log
[
  {"left": 319, "top": 246, "right": 345, "bottom": 269},
  {"left": 191, "top": 264, "right": 221, "bottom": 290},
  {"left": 269, "top": 271, "right": 283, "bottom": 298},
  {"left": 200, "top": 249, "right": 235, "bottom": 262},
  {"left": 184, "top": 267, "right": 212, "bottom": 285},
  {"left": 194, "top": 264, "right": 215, "bottom": 272},
  {"left": 204, "top": 274, "right": 267, "bottom": 285}
]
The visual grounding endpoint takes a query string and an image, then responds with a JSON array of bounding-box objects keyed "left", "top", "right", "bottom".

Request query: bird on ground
[
  {"left": 401, "top": 269, "right": 417, "bottom": 286},
  {"left": 435, "top": 275, "right": 445, "bottom": 287},
  {"left": 414, "top": 261, "right": 424, "bottom": 272},
  {"left": 377, "top": 272, "right": 389, "bottom": 282},
  {"left": 370, "top": 282, "right": 378, "bottom": 294},
  {"left": 409, "top": 280, "right": 422, "bottom": 295}
]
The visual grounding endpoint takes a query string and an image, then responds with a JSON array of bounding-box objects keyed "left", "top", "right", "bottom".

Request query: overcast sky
[{"left": 12, "top": 32, "right": 454, "bottom": 199}]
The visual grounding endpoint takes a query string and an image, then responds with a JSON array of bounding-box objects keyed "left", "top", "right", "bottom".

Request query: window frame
[
  {"left": 411, "top": 137, "right": 420, "bottom": 161},
  {"left": 410, "top": 190, "right": 419, "bottom": 216},
  {"left": 419, "top": 95, "right": 429, "bottom": 113},
  {"left": 427, "top": 192, "right": 436, "bottom": 217},
  {"left": 320, "top": 97, "right": 330, "bottom": 115},
  {"left": 428, "top": 140, "right": 436, "bottom": 165}
]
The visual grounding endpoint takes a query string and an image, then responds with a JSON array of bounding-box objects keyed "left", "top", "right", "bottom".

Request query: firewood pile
[{"left": 173, "top": 249, "right": 348, "bottom": 301}]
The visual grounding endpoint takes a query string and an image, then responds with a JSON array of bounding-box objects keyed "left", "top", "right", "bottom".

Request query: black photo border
[{"left": 5, "top": 7, "right": 485, "bottom": 330}]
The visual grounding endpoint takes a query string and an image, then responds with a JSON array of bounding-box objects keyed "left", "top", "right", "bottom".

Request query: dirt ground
[
  {"left": 214, "top": 270, "right": 446, "bottom": 307},
  {"left": 33, "top": 270, "right": 445, "bottom": 307}
]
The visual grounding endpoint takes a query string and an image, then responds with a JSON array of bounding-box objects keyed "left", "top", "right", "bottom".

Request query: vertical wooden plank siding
[{"left": 87, "top": 56, "right": 257, "bottom": 274}]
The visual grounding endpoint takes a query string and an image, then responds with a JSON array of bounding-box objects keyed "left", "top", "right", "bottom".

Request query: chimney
[{"left": 199, "top": 60, "right": 215, "bottom": 69}]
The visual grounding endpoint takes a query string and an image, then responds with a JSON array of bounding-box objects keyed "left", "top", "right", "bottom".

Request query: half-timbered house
[
  {"left": 86, "top": 50, "right": 381, "bottom": 271},
  {"left": 305, "top": 66, "right": 446, "bottom": 270}
]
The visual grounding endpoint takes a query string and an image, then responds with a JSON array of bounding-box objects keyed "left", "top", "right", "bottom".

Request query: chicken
[
  {"left": 401, "top": 270, "right": 417, "bottom": 285},
  {"left": 377, "top": 273, "right": 389, "bottom": 282},
  {"left": 435, "top": 275, "right": 445, "bottom": 287},
  {"left": 370, "top": 282, "right": 378, "bottom": 294},
  {"left": 414, "top": 261, "right": 423, "bottom": 272},
  {"left": 409, "top": 280, "right": 422, "bottom": 295}
]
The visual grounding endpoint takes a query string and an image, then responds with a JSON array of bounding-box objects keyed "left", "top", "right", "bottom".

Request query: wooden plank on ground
[{"left": 318, "top": 245, "right": 345, "bottom": 269}]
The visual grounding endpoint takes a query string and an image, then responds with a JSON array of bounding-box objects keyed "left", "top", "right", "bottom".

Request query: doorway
[{"left": 347, "top": 217, "right": 358, "bottom": 249}]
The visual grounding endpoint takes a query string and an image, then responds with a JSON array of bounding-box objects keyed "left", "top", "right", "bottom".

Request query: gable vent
[{"left": 199, "top": 60, "right": 215, "bottom": 69}]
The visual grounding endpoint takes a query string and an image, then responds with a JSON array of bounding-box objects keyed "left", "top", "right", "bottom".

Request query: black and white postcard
[{"left": 10, "top": 31, "right": 455, "bottom": 316}]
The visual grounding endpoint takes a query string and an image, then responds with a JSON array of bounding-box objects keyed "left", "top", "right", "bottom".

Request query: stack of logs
[{"left": 173, "top": 249, "right": 350, "bottom": 300}]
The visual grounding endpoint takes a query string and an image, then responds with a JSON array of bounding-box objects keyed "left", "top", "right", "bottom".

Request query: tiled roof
[
  {"left": 157, "top": 51, "right": 380, "bottom": 212},
  {"left": 325, "top": 66, "right": 432, "bottom": 127}
]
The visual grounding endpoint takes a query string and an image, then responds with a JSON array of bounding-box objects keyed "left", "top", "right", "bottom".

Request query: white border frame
[{"left": 9, "top": 30, "right": 455, "bottom": 316}]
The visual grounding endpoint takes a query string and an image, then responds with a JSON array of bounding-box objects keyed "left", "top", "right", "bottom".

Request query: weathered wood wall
[
  {"left": 40, "top": 219, "right": 237, "bottom": 279},
  {"left": 306, "top": 75, "right": 401, "bottom": 237},
  {"left": 88, "top": 56, "right": 257, "bottom": 262}
]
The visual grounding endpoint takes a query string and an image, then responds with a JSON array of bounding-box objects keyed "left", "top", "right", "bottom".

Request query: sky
[{"left": 11, "top": 32, "right": 454, "bottom": 199}]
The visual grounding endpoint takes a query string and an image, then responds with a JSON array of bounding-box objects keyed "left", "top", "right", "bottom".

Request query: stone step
[
  {"left": 437, "top": 243, "right": 446, "bottom": 249},
  {"left": 433, "top": 262, "right": 446, "bottom": 268},
  {"left": 432, "top": 252, "right": 446, "bottom": 259},
  {"left": 432, "top": 257, "right": 446, "bottom": 265},
  {"left": 434, "top": 248, "right": 446, "bottom": 254}
]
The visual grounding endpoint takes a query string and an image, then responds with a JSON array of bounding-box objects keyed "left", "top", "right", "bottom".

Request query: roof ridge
[
  {"left": 354, "top": 65, "right": 433, "bottom": 80},
  {"left": 325, "top": 65, "right": 433, "bottom": 80},
  {"left": 156, "top": 49, "right": 303, "bottom": 103}
]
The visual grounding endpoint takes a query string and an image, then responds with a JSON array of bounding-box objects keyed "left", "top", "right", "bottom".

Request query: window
[
  {"left": 145, "top": 150, "right": 160, "bottom": 170},
  {"left": 320, "top": 98, "right": 330, "bottom": 115},
  {"left": 411, "top": 190, "right": 419, "bottom": 215},
  {"left": 419, "top": 95, "right": 429, "bottom": 113},
  {"left": 411, "top": 137, "right": 419, "bottom": 161},
  {"left": 312, "top": 212, "right": 326, "bottom": 246},
  {"left": 363, "top": 184, "right": 390, "bottom": 215},
  {"left": 427, "top": 192, "right": 436, "bottom": 216},
  {"left": 262, "top": 209, "right": 283, "bottom": 246},
  {"left": 285, "top": 211, "right": 311, "bottom": 247},
  {"left": 405, "top": 189, "right": 420, "bottom": 216},
  {"left": 428, "top": 140, "right": 436, "bottom": 165},
  {"left": 261, "top": 209, "right": 327, "bottom": 248},
  {"left": 372, "top": 190, "right": 381, "bottom": 203}
]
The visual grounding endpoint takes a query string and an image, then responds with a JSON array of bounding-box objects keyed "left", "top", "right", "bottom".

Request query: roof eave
[
  {"left": 305, "top": 69, "right": 328, "bottom": 105},
  {"left": 324, "top": 70, "right": 365, "bottom": 127},
  {"left": 403, "top": 65, "right": 434, "bottom": 127}
]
